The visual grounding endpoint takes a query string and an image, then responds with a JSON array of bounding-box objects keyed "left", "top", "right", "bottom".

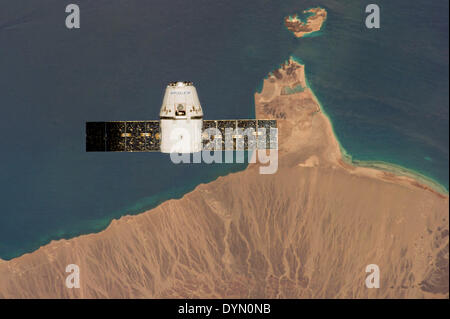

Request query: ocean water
[
  {"left": 291, "top": 1, "right": 449, "bottom": 190},
  {"left": 0, "top": 0, "right": 448, "bottom": 260}
]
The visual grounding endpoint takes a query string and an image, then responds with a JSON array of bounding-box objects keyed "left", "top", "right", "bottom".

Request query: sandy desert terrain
[
  {"left": 284, "top": 7, "right": 327, "bottom": 38},
  {"left": 0, "top": 58, "right": 448, "bottom": 299}
]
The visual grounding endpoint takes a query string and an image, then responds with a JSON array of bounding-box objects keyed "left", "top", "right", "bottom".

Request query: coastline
[
  {"left": 0, "top": 52, "right": 447, "bottom": 298},
  {"left": 348, "top": 160, "right": 448, "bottom": 195},
  {"left": 6, "top": 58, "right": 446, "bottom": 262},
  {"left": 270, "top": 54, "right": 448, "bottom": 196},
  {"left": 299, "top": 56, "right": 449, "bottom": 196},
  {"left": 2, "top": 6, "right": 447, "bottom": 263},
  {"left": 1, "top": 160, "right": 249, "bottom": 261},
  {"left": 284, "top": 7, "right": 327, "bottom": 39},
  {"left": 284, "top": 7, "right": 448, "bottom": 195}
]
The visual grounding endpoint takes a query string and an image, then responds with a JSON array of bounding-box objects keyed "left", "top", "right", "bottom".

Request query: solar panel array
[{"left": 86, "top": 120, "right": 277, "bottom": 152}]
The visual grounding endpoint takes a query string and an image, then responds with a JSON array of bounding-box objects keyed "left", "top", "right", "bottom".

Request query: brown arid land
[
  {"left": 284, "top": 7, "right": 327, "bottom": 38},
  {"left": 0, "top": 56, "right": 448, "bottom": 299}
]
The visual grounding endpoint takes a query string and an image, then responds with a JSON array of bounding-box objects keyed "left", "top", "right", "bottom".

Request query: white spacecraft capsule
[
  {"left": 159, "top": 81, "right": 204, "bottom": 153},
  {"left": 85, "top": 82, "right": 278, "bottom": 153}
]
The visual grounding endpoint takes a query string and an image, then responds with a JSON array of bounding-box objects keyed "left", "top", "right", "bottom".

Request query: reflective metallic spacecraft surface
[
  {"left": 160, "top": 81, "right": 204, "bottom": 153},
  {"left": 86, "top": 82, "right": 277, "bottom": 153}
]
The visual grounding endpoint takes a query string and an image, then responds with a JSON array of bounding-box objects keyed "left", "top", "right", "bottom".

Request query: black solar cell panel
[
  {"left": 217, "top": 120, "right": 236, "bottom": 151},
  {"left": 86, "top": 120, "right": 276, "bottom": 152},
  {"left": 86, "top": 122, "right": 106, "bottom": 152},
  {"left": 106, "top": 122, "right": 126, "bottom": 152},
  {"left": 125, "top": 122, "right": 146, "bottom": 152},
  {"left": 145, "top": 121, "right": 161, "bottom": 151}
]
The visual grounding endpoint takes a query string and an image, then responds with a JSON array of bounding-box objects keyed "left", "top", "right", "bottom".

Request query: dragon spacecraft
[{"left": 85, "top": 81, "right": 277, "bottom": 153}]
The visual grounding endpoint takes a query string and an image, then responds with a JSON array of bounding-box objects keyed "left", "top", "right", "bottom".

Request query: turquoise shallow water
[
  {"left": 291, "top": 1, "right": 449, "bottom": 191},
  {"left": 0, "top": 0, "right": 448, "bottom": 260}
]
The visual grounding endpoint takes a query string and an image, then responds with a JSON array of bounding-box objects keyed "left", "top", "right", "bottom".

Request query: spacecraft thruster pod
[{"left": 159, "top": 81, "right": 203, "bottom": 153}]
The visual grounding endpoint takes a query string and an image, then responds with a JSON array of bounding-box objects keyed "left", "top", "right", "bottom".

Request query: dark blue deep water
[{"left": 0, "top": 0, "right": 448, "bottom": 259}]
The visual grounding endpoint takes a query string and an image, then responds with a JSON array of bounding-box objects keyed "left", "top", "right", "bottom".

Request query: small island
[
  {"left": 0, "top": 5, "right": 447, "bottom": 300},
  {"left": 284, "top": 7, "right": 327, "bottom": 38}
]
